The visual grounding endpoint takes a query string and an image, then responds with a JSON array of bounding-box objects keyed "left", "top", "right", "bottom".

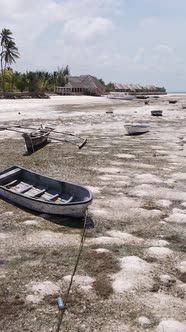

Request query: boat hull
[
  {"left": 169, "top": 100, "right": 177, "bottom": 104},
  {"left": 0, "top": 166, "right": 93, "bottom": 218},
  {"left": 107, "top": 93, "right": 135, "bottom": 100},
  {"left": 124, "top": 125, "right": 150, "bottom": 135},
  {"left": 22, "top": 131, "right": 50, "bottom": 153},
  {"left": 0, "top": 188, "right": 90, "bottom": 217},
  {"left": 151, "top": 110, "right": 163, "bottom": 116}
]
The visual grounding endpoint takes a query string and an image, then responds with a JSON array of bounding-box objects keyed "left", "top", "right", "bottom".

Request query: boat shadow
[
  {"left": 23, "top": 141, "right": 50, "bottom": 156},
  {"left": 1, "top": 196, "right": 95, "bottom": 229},
  {"left": 125, "top": 132, "right": 149, "bottom": 136},
  {"left": 42, "top": 214, "right": 95, "bottom": 229}
]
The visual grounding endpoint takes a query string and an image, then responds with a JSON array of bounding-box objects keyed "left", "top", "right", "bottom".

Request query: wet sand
[{"left": 0, "top": 94, "right": 186, "bottom": 332}]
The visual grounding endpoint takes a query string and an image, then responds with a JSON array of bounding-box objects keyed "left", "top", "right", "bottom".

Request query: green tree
[
  {"left": 14, "top": 72, "right": 27, "bottom": 92},
  {"left": 159, "top": 86, "right": 166, "bottom": 93},
  {"left": 56, "top": 67, "right": 66, "bottom": 86},
  {"left": 105, "top": 82, "right": 114, "bottom": 93},
  {"left": 63, "top": 65, "right": 70, "bottom": 76},
  {"left": 99, "top": 78, "right": 105, "bottom": 86},
  {"left": 0, "top": 65, "right": 71, "bottom": 93},
  {"left": 26, "top": 71, "right": 38, "bottom": 92},
  {"left": 4, "top": 68, "right": 13, "bottom": 92},
  {"left": 0, "top": 28, "right": 19, "bottom": 92}
]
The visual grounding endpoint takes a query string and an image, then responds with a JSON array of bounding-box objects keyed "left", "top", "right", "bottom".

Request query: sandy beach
[{"left": 0, "top": 94, "right": 186, "bottom": 332}]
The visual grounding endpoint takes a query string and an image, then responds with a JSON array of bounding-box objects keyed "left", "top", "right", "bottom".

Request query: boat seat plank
[
  {"left": 19, "top": 184, "right": 34, "bottom": 194},
  {"left": 48, "top": 193, "right": 60, "bottom": 201},
  {"left": 10, "top": 181, "right": 31, "bottom": 191},
  {"left": 0, "top": 168, "right": 21, "bottom": 181},
  {"left": 29, "top": 189, "right": 47, "bottom": 198},
  {"left": 4, "top": 179, "right": 19, "bottom": 187}
]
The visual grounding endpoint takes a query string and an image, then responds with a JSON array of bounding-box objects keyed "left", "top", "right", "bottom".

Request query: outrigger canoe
[
  {"left": 22, "top": 130, "right": 50, "bottom": 153},
  {"left": 0, "top": 166, "right": 93, "bottom": 218}
]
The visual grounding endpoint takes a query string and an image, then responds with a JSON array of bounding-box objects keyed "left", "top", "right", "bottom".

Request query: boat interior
[{"left": 0, "top": 167, "right": 89, "bottom": 204}]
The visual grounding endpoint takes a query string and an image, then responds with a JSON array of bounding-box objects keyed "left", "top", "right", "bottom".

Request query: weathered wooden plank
[{"left": 30, "top": 189, "right": 47, "bottom": 198}]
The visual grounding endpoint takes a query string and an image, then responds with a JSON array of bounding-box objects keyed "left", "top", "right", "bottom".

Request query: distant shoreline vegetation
[
  {"left": 0, "top": 63, "right": 167, "bottom": 96},
  {"left": 0, "top": 66, "right": 70, "bottom": 93}
]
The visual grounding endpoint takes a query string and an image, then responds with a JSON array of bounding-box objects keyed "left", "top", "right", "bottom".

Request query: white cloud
[
  {"left": 0, "top": 1, "right": 166, "bottom": 62},
  {"left": 144, "top": 0, "right": 186, "bottom": 10},
  {"left": 63, "top": 17, "right": 113, "bottom": 42},
  {"left": 151, "top": 44, "right": 175, "bottom": 67},
  {"left": 0, "top": 0, "right": 120, "bottom": 57},
  {"left": 140, "top": 17, "right": 160, "bottom": 27}
]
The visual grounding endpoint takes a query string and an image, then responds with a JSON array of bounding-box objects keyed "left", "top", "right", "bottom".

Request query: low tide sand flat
[{"left": 0, "top": 94, "right": 186, "bottom": 332}]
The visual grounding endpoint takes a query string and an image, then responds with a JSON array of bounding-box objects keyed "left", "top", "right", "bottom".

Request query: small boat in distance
[
  {"left": 107, "top": 92, "right": 135, "bottom": 100},
  {"left": 124, "top": 124, "right": 150, "bottom": 135},
  {"left": 151, "top": 110, "right": 163, "bottom": 116},
  {"left": 0, "top": 166, "right": 93, "bottom": 218},
  {"left": 22, "top": 129, "right": 50, "bottom": 153},
  {"left": 169, "top": 100, "right": 177, "bottom": 104}
]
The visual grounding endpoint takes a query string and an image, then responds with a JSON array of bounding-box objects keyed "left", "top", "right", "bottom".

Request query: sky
[{"left": 1, "top": 0, "right": 186, "bottom": 91}]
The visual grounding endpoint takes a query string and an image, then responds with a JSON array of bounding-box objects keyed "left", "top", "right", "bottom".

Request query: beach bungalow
[
  {"left": 55, "top": 75, "right": 105, "bottom": 96},
  {"left": 113, "top": 83, "right": 166, "bottom": 95}
]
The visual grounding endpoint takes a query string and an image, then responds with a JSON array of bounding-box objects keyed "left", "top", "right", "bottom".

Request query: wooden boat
[
  {"left": 151, "top": 110, "right": 163, "bottom": 116},
  {"left": 0, "top": 125, "right": 87, "bottom": 150},
  {"left": 107, "top": 92, "right": 135, "bottom": 100},
  {"left": 124, "top": 124, "right": 150, "bottom": 135},
  {"left": 0, "top": 166, "right": 93, "bottom": 218},
  {"left": 22, "top": 130, "right": 50, "bottom": 153},
  {"left": 169, "top": 100, "right": 177, "bottom": 104},
  {"left": 136, "top": 95, "right": 149, "bottom": 99}
]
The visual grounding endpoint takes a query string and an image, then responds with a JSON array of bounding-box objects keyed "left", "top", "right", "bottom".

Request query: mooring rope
[{"left": 55, "top": 209, "right": 88, "bottom": 332}]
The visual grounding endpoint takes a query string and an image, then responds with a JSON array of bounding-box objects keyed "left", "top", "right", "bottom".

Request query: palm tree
[
  {"left": 4, "top": 39, "right": 19, "bottom": 68},
  {"left": 0, "top": 28, "right": 19, "bottom": 92},
  {"left": 0, "top": 29, "right": 12, "bottom": 91},
  {"left": 0, "top": 28, "right": 12, "bottom": 48}
]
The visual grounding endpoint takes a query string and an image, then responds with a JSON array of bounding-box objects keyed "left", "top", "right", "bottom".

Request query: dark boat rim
[
  {"left": 124, "top": 124, "right": 150, "bottom": 128},
  {"left": 0, "top": 187, "right": 93, "bottom": 206}
]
